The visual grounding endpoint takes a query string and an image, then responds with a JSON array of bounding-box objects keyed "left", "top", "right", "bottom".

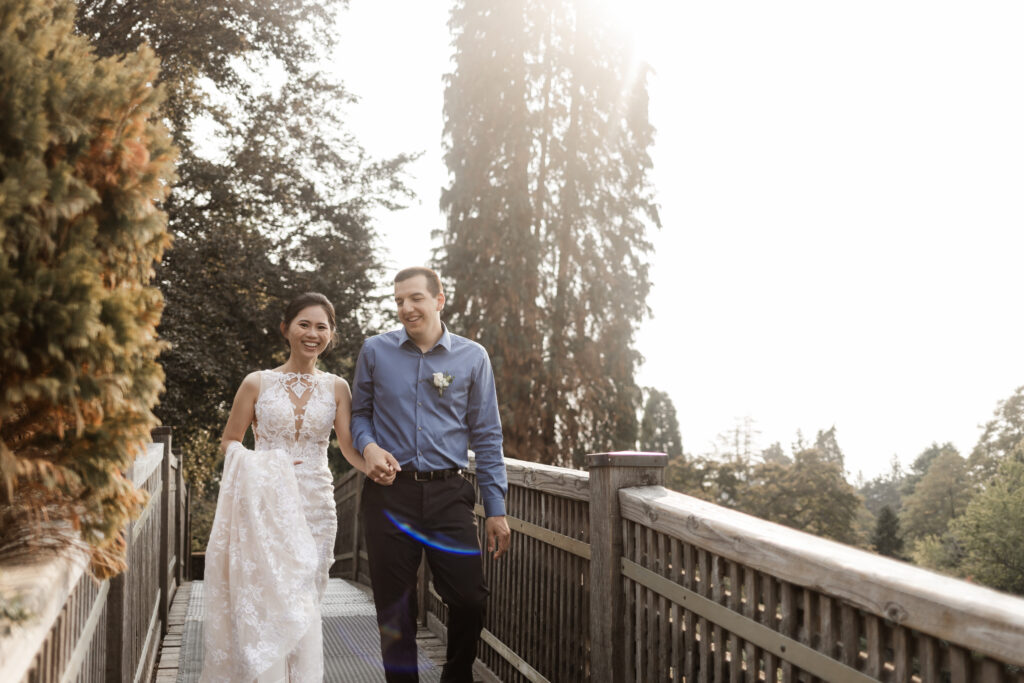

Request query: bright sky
[{"left": 331, "top": 1, "right": 1024, "bottom": 479}]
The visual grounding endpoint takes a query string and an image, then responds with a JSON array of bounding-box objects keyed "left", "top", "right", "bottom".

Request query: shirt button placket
[{"left": 416, "top": 353, "right": 424, "bottom": 470}]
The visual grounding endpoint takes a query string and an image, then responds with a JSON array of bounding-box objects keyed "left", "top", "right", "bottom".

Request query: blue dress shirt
[{"left": 351, "top": 325, "right": 508, "bottom": 517}]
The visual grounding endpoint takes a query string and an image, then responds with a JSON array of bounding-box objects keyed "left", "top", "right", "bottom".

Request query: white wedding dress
[{"left": 201, "top": 371, "right": 339, "bottom": 682}]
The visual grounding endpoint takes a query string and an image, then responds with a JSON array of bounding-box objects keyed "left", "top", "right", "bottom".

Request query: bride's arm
[
  {"left": 334, "top": 376, "right": 372, "bottom": 476},
  {"left": 220, "top": 372, "right": 261, "bottom": 453}
]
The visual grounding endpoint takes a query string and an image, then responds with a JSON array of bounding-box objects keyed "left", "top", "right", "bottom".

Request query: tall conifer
[{"left": 439, "top": 0, "right": 660, "bottom": 465}]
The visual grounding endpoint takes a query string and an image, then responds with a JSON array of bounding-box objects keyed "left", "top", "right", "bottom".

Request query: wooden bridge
[{"left": 3, "top": 428, "right": 1024, "bottom": 682}]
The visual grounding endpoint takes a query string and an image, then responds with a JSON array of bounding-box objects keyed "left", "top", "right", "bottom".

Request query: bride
[{"left": 200, "top": 292, "right": 392, "bottom": 682}]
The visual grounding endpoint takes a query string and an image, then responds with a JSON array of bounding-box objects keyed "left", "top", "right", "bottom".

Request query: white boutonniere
[{"left": 432, "top": 371, "right": 454, "bottom": 397}]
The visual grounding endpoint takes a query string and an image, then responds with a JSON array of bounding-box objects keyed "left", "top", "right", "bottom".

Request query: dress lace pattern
[{"left": 200, "top": 371, "right": 338, "bottom": 682}]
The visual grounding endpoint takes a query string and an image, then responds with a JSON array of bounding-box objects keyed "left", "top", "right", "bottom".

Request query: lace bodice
[{"left": 254, "top": 370, "right": 336, "bottom": 466}]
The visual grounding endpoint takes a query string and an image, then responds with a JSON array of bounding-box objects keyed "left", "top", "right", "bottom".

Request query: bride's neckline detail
[{"left": 266, "top": 370, "right": 320, "bottom": 399}]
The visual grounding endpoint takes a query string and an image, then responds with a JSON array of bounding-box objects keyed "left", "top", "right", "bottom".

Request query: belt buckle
[{"left": 413, "top": 471, "right": 431, "bottom": 482}]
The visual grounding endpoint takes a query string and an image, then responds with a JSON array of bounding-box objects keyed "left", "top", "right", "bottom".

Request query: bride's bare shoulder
[
  {"left": 237, "top": 371, "right": 263, "bottom": 394},
  {"left": 331, "top": 374, "right": 352, "bottom": 396}
]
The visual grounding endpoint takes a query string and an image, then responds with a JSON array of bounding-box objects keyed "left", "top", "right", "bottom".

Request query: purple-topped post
[{"left": 587, "top": 451, "right": 668, "bottom": 682}]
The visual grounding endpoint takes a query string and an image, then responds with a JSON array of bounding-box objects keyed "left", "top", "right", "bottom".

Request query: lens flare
[{"left": 383, "top": 510, "right": 480, "bottom": 555}]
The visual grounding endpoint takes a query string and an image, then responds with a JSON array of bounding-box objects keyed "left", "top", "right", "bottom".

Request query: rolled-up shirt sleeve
[
  {"left": 350, "top": 341, "right": 377, "bottom": 455},
  {"left": 467, "top": 350, "right": 508, "bottom": 517}
]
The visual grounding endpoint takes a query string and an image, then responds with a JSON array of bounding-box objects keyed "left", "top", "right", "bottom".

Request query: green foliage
[
  {"left": 859, "top": 455, "right": 905, "bottom": 517},
  {"left": 910, "top": 532, "right": 963, "bottom": 575},
  {"left": 952, "top": 444, "right": 1024, "bottom": 595},
  {"left": 662, "top": 427, "right": 867, "bottom": 545},
  {"left": 639, "top": 389, "right": 682, "bottom": 456},
  {"left": 760, "top": 442, "right": 790, "bottom": 465},
  {"left": 0, "top": 0, "right": 176, "bottom": 576},
  {"left": 698, "top": 455, "right": 751, "bottom": 508},
  {"left": 77, "top": 0, "right": 414, "bottom": 527},
  {"left": 871, "top": 505, "right": 904, "bottom": 558},
  {"left": 969, "top": 384, "right": 1024, "bottom": 483},
  {"left": 900, "top": 448, "right": 975, "bottom": 543},
  {"left": 438, "top": 0, "right": 659, "bottom": 465},
  {"left": 902, "top": 442, "right": 957, "bottom": 498},
  {"left": 740, "top": 449, "right": 864, "bottom": 545},
  {"left": 814, "top": 426, "right": 845, "bottom": 469},
  {"left": 664, "top": 454, "right": 705, "bottom": 496}
]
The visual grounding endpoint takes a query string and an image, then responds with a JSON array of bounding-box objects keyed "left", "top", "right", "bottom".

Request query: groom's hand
[
  {"left": 364, "top": 443, "right": 400, "bottom": 485},
  {"left": 485, "top": 516, "right": 511, "bottom": 559}
]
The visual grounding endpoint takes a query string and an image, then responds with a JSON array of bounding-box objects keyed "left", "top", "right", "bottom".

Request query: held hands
[
  {"left": 485, "top": 516, "right": 511, "bottom": 560},
  {"left": 363, "top": 443, "right": 400, "bottom": 485}
]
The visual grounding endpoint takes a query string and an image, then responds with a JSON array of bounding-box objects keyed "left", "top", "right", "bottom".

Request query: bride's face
[{"left": 281, "top": 305, "right": 332, "bottom": 360}]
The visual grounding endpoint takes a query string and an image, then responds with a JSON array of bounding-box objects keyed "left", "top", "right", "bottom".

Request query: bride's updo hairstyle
[{"left": 281, "top": 292, "right": 339, "bottom": 353}]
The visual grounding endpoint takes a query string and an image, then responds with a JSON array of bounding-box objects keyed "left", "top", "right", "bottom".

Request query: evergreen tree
[
  {"left": 814, "top": 425, "right": 845, "bottom": 469},
  {"left": 952, "top": 443, "right": 1024, "bottom": 595},
  {"left": 968, "top": 384, "right": 1024, "bottom": 483},
  {"left": 760, "top": 442, "right": 791, "bottom": 465},
  {"left": 639, "top": 388, "right": 683, "bottom": 456},
  {"left": 859, "top": 454, "right": 905, "bottom": 517},
  {"left": 871, "top": 505, "right": 904, "bottom": 558},
  {"left": 900, "top": 448, "right": 974, "bottom": 543},
  {"left": 438, "top": 0, "right": 659, "bottom": 465},
  {"left": 0, "top": 0, "right": 176, "bottom": 576},
  {"left": 664, "top": 454, "right": 705, "bottom": 497}
]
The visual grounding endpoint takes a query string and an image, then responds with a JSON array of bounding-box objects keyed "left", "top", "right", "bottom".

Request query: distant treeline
[{"left": 640, "top": 385, "right": 1024, "bottom": 596}]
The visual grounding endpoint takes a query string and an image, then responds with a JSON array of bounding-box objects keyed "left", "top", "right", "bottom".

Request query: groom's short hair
[{"left": 394, "top": 267, "right": 442, "bottom": 297}]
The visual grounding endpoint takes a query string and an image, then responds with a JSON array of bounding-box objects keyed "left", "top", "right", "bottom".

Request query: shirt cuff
[
  {"left": 481, "top": 495, "right": 506, "bottom": 518},
  {"left": 355, "top": 435, "right": 374, "bottom": 455}
]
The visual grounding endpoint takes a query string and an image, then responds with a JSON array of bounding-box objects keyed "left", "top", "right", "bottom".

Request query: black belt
[{"left": 395, "top": 468, "right": 462, "bottom": 482}]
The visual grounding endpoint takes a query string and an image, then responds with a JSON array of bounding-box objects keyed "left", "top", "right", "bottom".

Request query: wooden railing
[
  {"left": 333, "top": 464, "right": 370, "bottom": 585},
  {"left": 334, "top": 453, "right": 1024, "bottom": 683},
  {"left": 0, "top": 428, "right": 189, "bottom": 683}
]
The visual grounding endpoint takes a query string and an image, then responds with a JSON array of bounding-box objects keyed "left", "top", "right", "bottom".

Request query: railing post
[
  {"left": 152, "top": 426, "right": 172, "bottom": 639},
  {"left": 587, "top": 451, "right": 667, "bottom": 683},
  {"left": 172, "top": 445, "right": 183, "bottom": 585}
]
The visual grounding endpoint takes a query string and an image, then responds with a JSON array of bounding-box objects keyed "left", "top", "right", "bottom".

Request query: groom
[{"left": 351, "top": 266, "right": 511, "bottom": 683}]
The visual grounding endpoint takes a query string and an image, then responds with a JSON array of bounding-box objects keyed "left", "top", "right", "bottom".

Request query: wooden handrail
[
  {"left": 620, "top": 485, "right": 1024, "bottom": 667},
  {"left": 0, "top": 430, "right": 189, "bottom": 683}
]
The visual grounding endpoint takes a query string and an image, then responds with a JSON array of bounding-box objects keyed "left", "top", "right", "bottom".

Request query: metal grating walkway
[{"left": 154, "top": 580, "right": 443, "bottom": 682}]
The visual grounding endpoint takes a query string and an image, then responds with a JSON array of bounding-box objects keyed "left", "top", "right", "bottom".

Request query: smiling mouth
[{"left": 302, "top": 342, "right": 319, "bottom": 350}]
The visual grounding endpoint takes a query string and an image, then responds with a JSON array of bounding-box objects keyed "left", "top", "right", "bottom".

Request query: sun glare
[{"left": 599, "top": 0, "right": 665, "bottom": 64}]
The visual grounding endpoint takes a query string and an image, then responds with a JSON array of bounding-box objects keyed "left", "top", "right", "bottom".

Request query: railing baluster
[
  {"left": 864, "top": 614, "right": 883, "bottom": 679},
  {"left": 743, "top": 567, "right": 759, "bottom": 683},
  {"left": 657, "top": 531, "right": 669, "bottom": 681},
  {"left": 670, "top": 537, "right": 682, "bottom": 683},
  {"left": 624, "top": 519, "right": 636, "bottom": 682},
  {"left": 728, "top": 560, "right": 742, "bottom": 683},
  {"left": 891, "top": 625, "right": 910, "bottom": 683},
  {"left": 761, "top": 573, "right": 779, "bottom": 683},
  {"left": 683, "top": 541, "right": 698, "bottom": 683},
  {"left": 712, "top": 554, "right": 726, "bottom": 682}
]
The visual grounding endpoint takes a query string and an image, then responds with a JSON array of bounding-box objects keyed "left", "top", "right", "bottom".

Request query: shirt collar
[{"left": 398, "top": 322, "right": 451, "bottom": 352}]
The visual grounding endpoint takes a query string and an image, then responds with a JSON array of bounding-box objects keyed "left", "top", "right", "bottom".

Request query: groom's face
[{"left": 394, "top": 275, "right": 444, "bottom": 337}]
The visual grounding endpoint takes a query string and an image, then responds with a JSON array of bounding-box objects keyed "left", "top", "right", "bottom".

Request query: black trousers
[{"left": 361, "top": 474, "right": 488, "bottom": 683}]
